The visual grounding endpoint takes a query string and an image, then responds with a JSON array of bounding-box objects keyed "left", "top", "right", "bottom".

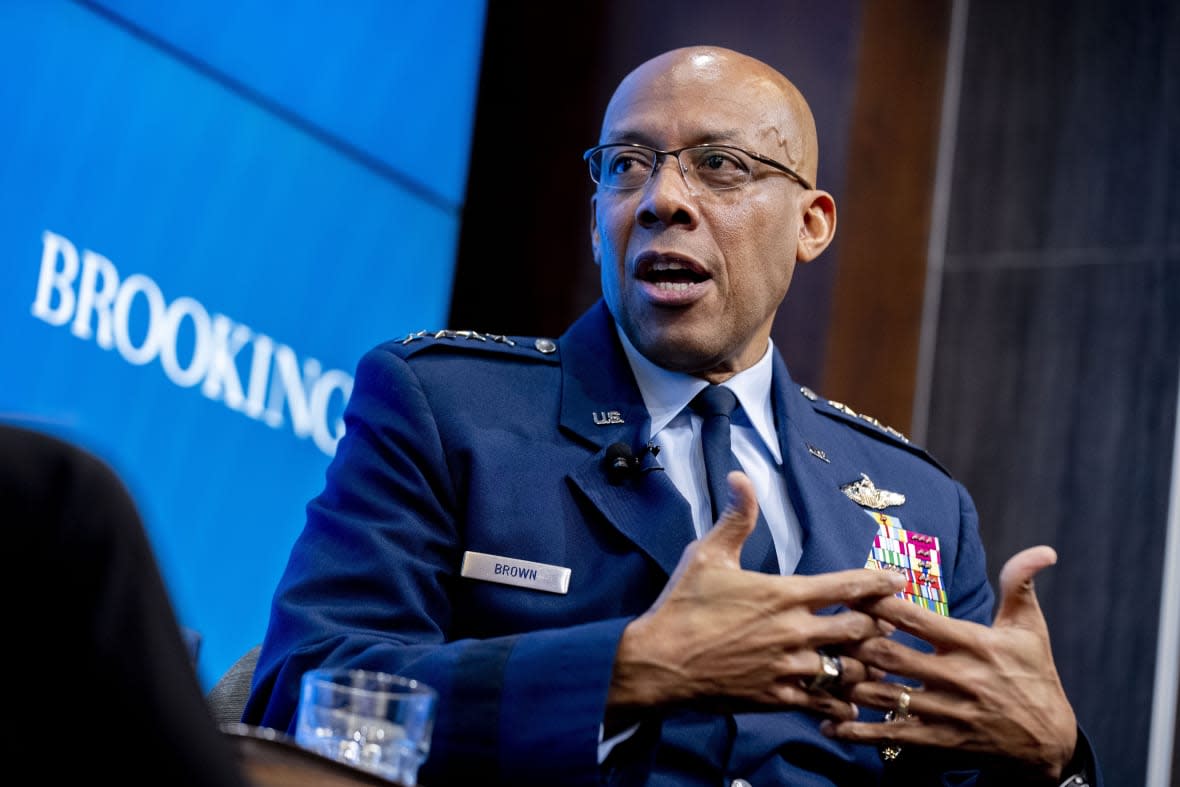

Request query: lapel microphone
[{"left": 603, "top": 442, "right": 661, "bottom": 484}]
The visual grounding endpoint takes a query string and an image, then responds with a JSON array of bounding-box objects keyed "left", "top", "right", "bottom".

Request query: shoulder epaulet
[
  {"left": 798, "top": 384, "right": 951, "bottom": 476},
  {"left": 386, "top": 328, "right": 560, "bottom": 361},
  {"left": 798, "top": 385, "right": 913, "bottom": 445}
]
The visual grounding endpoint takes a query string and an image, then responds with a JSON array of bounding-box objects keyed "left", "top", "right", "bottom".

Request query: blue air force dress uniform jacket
[{"left": 245, "top": 300, "right": 1071, "bottom": 785}]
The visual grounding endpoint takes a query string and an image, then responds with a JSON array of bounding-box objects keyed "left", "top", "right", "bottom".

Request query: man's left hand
[{"left": 822, "top": 545, "right": 1078, "bottom": 782}]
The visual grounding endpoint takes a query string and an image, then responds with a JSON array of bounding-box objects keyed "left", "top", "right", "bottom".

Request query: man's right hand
[{"left": 607, "top": 471, "right": 906, "bottom": 724}]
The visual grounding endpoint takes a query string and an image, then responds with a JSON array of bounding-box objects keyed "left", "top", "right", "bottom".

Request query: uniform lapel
[
  {"left": 770, "top": 354, "right": 880, "bottom": 578},
  {"left": 559, "top": 303, "right": 695, "bottom": 577}
]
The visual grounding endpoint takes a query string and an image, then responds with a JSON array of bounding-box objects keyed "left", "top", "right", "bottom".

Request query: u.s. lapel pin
[
  {"left": 592, "top": 410, "right": 625, "bottom": 425},
  {"left": 841, "top": 473, "right": 906, "bottom": 509},
  {"left": 806, "top": 443, "right": 830, "bottom": 463}
]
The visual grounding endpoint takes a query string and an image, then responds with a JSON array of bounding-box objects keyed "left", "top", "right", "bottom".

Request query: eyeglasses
[{"left": 583, "top": 142, "right": 813, "bottom": 193}]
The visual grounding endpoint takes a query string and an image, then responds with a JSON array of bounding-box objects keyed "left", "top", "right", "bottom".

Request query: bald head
[{"left": 601, "top": 46, "right": 820, "bottom": 185}]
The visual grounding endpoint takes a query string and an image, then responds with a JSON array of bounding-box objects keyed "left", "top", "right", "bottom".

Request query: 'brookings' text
[{"left": 30, "top": 230, "right": 351, "bottom": 457}]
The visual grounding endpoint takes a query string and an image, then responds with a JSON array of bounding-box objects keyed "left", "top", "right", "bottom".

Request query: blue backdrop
[{"left": 0, "top": 0, "right": 487, "bottom": 688}]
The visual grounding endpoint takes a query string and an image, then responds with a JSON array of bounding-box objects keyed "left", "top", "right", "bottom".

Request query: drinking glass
[{"left": 295, "top": 668, "right": 437, "bottom": 786}]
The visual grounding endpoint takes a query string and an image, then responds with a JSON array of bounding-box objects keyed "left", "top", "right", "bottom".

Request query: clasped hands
[{"left": 609, "top": 472, "right": 1078, "bottom": 782}]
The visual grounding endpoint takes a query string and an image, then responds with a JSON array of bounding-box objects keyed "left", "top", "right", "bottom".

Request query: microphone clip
[{"left": 603, "top": 442, "right": 660, "bottom": 485}]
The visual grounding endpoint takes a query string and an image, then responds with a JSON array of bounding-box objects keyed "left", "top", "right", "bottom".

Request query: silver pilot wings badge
[{"left": 840, "top": 473, "right": 906, "bottom": 510}]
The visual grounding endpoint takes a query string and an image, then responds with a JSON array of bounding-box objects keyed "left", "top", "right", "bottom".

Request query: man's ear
[
  {"left": 589, "top": 195, "right": 601, "bottom": 266},
  {"left": 796, "top": 190, "right": 837, "bottom": 263}
]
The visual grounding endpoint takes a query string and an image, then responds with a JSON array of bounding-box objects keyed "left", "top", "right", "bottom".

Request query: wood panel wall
[{"left": 822, "top": 0, "right": 951, "bottom": 437}]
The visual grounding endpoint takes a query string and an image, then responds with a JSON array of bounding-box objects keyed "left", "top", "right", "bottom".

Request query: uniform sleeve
[
  {"left": 242, "top": 347, "right": 627, "bottom": 787},
  {"left": 947, "top": 479, "right": 995, "bottom": 625}
]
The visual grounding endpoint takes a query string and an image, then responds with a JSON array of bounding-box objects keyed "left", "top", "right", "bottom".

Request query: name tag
[{"left": 460, "top": 551, "right": 571, "bottom": 594}]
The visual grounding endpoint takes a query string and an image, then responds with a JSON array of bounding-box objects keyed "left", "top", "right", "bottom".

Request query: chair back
[{"left": 206, "top": 644, "right": 262, "bottom": 726}]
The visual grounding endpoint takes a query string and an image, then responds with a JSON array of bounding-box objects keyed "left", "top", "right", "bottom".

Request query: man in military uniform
[{"left": 245, "top": 45, "right": 1098, "bottom": 786}]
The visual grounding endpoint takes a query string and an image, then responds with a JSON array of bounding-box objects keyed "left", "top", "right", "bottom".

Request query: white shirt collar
[{"left": 615, "top": 324, "right": 781, "bottom": 462}]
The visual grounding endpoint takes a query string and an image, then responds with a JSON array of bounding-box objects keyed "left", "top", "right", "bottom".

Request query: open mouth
[{"left": 635, "top": 253, "right": 710, "bottom": 292}]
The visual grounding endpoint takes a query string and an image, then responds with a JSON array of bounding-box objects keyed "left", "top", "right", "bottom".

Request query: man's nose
[
  {"left": 652, "top": 152, "right": 696, "bottom": 190},
  {"left": 635, "top": 154, "right": 700, "bottom": 229}
]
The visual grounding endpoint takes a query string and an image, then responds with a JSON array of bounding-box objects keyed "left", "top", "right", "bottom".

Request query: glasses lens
[
  {"left": 685, "top": 146, "right": 752, "bottom": 191},
  {"left": 587, "top": 144, "right": 758, "bottom": 191},
  {"left": 591, "top": 145, "right": 654, "bottom": 189}
]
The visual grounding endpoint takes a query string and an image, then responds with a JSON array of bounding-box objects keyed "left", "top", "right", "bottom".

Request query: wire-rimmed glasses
[{"left": 583, "top": 142, "right": 813, "bottom": 193}]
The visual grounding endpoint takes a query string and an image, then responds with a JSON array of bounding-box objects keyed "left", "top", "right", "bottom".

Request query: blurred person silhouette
[
  {"left": 245, "top": 46, "right": 1100, "bottom": 786},
  {"left": 1, "top": 422, "right": 248, "bottom": 786}
]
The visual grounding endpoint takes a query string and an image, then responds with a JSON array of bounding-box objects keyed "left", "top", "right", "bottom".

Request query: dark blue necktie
[{"left": 689, "top": 385, "right": 779, "bottom": 573}]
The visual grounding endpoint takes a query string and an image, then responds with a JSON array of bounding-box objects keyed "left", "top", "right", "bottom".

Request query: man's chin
[{"left": 633, "top": 333, "right": 730, "bottom": 376}]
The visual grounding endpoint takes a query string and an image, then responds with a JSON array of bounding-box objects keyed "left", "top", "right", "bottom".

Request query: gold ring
[
  {"left": 895, "top": 687, "right": 912, "bottom": 719},
  {"left": 805, "top": 651, "right": 843, "bottom": 692},
  {"left": 881, "top": 687, "right": 912, "bottom": 762}
]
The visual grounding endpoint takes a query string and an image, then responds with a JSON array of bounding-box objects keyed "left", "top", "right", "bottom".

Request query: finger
[
  {"left": 843, "top": 636, "right": 954, "bottom": 691},
  {"left": 994, "top": 545, "right": 1056, "bottom": 631},
  {"left": 791, "top": 569, "right": 908, "bottom": 614},
  {"left": 856, "top": 594, "right": 981, "bottom": 651},
  {"left": 800, "top": 609, "right": 892, "bottom": 649},
  {"left": 799, "top": 692, "right": 861, "bottom": 722},
  {"left": 698, "top": 471, "right": 760, "bottom": 564},
  {"left": 800, "top": 651, "right": 871, "bottom": 689},
  {"left": 842, "top": 679, "right": 931, "bottom": 716},
  {"left": 768, "top": 680, "right": 862, "bottom": 721},
  {"left": 822, "top": 684, "right": 933, "bottom": 743},
  {"left": 822, "top": 716, "right": 942, "bottom": 748},
  {"left": 828, "top": 653, "right": 869, "bottom": 686}
]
